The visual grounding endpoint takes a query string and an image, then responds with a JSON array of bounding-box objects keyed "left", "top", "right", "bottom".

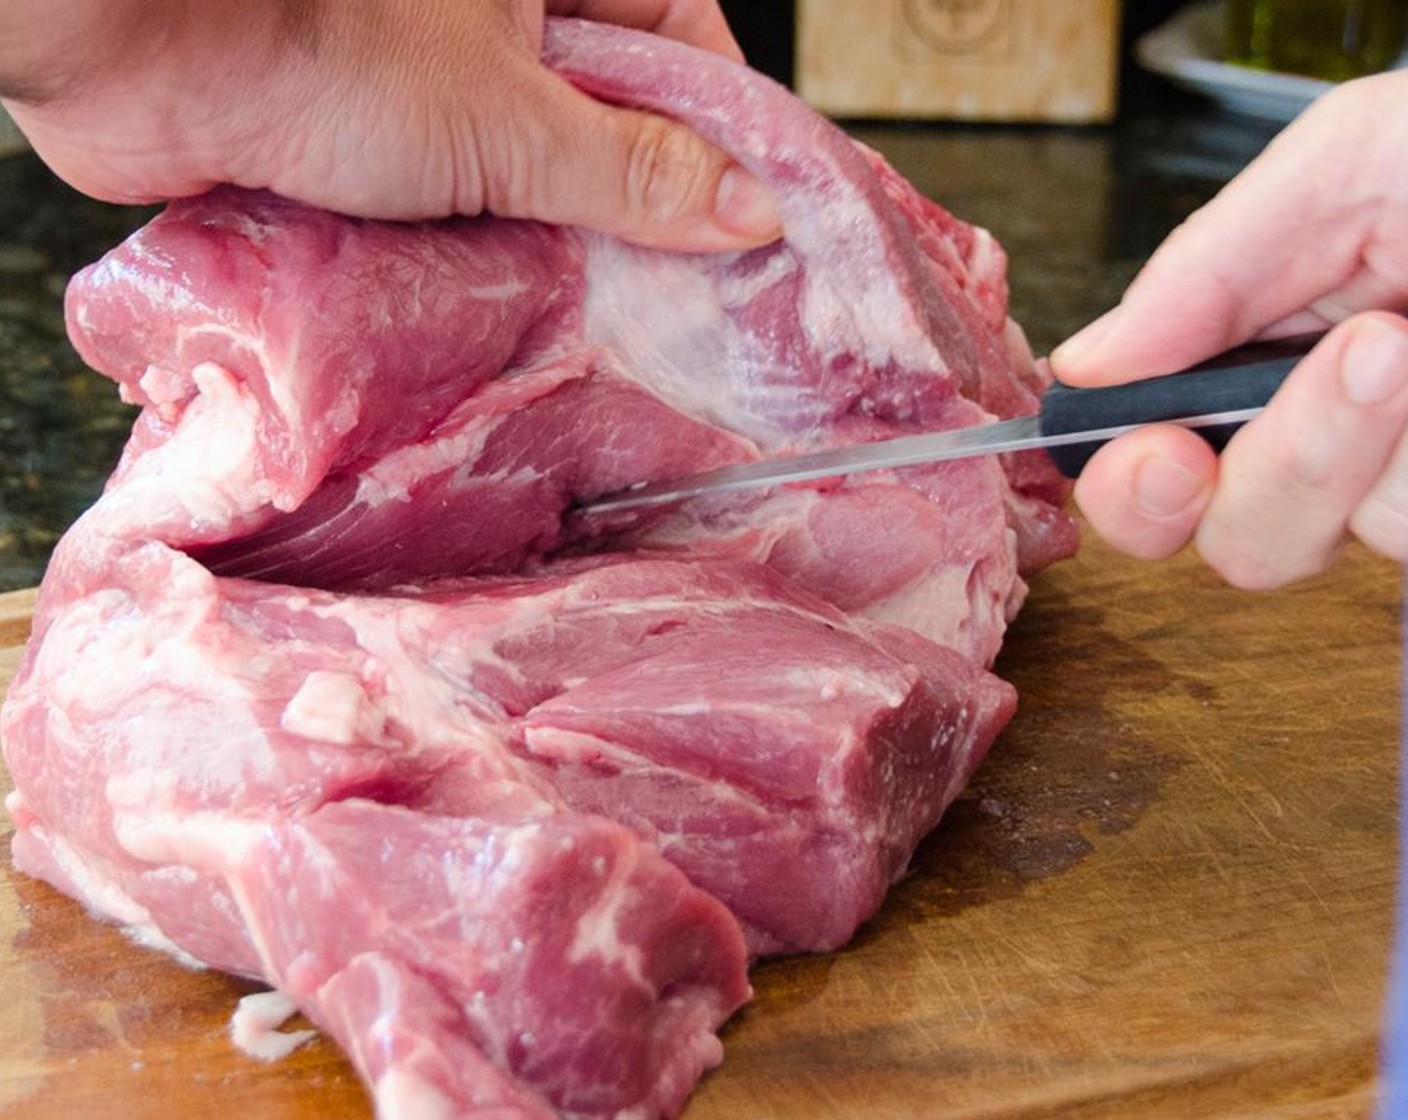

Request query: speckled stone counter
[
  {"left": 0, "top": 84, "right": 1281, "bottom": 592},
  {"left": 0, "top": 154, "right": 154, "bottom": 590}
]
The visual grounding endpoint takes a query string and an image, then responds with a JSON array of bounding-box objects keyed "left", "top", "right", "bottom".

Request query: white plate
[{"left": 1135, "top": 0, "right": 1406, "bottom": 125}]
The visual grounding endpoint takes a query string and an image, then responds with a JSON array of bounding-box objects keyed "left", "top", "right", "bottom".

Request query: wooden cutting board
[{"left": 1, "top": 531, "right": 1399, "bottom": 1119}]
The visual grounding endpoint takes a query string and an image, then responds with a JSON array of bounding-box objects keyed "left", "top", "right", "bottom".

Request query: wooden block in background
[{"left": 796, "top": 0, "right": 1122, "bottom": 123}]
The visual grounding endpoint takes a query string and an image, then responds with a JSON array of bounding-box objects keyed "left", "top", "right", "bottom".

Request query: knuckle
[
  {"left": 1283, "top": 430, "right": 1341, "bottom": 492},
  {"left": 1229, "top": 417, "right": 1336, "bottom": 498},
  {"left": 621, "top": 116, "right": 716, "bottom": 225},
  {"left": 475, "top": 112, "right": 548, "bottom": 221}
]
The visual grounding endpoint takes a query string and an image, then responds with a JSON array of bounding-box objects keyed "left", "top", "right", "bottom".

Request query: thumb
[{"left": 477, "top": 64, "right": 782, "bottom": 252}]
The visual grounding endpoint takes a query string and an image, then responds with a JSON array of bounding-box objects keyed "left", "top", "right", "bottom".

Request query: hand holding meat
[
  {"left": 3, "top": 18, "right": 1083, "bottom": 1118},
  {"left": 0, "top": 0, "right": 781, "bottom": 251},
  {"left": 1051, "top": 70, "right": 1408, "bottom": 589}
]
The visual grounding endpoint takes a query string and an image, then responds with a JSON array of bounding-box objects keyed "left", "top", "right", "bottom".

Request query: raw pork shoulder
[{"left": 2, "top": 17, "right": 1076, "bottom": 1120}]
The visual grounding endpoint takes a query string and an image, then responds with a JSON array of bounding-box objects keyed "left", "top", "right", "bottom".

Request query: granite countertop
[{"left": 0, "top": 84, "right": 1281, "bottom": 593}]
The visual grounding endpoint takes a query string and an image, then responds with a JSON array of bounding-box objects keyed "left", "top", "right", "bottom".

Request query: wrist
[{"left": 5, "top": 0, "right": 324, "bottom": 204}]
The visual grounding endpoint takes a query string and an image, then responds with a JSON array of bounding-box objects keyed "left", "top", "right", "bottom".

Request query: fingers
[
  {"left": 1350, "top": 431, "right": 1408, "bottom": 559},
  {"left": 545, "top": 0, "right": 744, "bottom": 60},
  {"left": 1192, "top": 313, "right": 1408, "bottom": 587},
  {"left": 1075, "top": 314, "right": 1408, "bottom": 586},
  {"left": 1052, "top": 69, "right": 1408, "bottom": 588},
  {"left": 1051, "top": 71, "right": 1408, "bottom": 387},
  {"left": 476, "top": 59, "right": 781, "bottom": 251},
  {"left": 1073, "top": 427, "right": 1217, "bottom": 561}
]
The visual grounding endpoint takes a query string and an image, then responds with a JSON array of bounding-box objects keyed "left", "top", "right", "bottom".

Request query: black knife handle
[{"left": 1039, "top": 331, "right": 1325, "bottom": 479}]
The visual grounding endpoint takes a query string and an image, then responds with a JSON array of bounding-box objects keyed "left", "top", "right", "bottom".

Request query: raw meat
[{"left": 1, "top": 16, "right": 1076, "bottom": 1120}]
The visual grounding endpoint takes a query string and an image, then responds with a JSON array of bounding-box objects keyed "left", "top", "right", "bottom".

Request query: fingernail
[
  {"left": 1133, "top": 453, "right": 1207, "bottom": 519},
  {"left": 1051, "top": 307, "right": 1121, "bottom": 370},
  {"left": 1341, "top": 318, "right": 1408, "bottom": 405},
  {"left": 714, "top": 165, "right": 782, "bottom": 242}
]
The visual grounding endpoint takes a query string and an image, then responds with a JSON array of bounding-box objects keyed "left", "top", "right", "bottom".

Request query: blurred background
[{"left": 723, "top": 0, "right": 1195, "bottom": 101}]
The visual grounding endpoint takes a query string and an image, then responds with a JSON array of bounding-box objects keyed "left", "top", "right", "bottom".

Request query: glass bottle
[{"left": 1225, "top": 0, "right": 1408, "bottom": 81}]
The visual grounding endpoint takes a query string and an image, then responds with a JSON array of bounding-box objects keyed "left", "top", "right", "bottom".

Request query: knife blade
[{"left": 578, "top": 331, "right": 1323, "bottom": 515}]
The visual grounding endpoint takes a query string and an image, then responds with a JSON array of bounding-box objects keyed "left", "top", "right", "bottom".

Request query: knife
[{"left": 578, "top": 332, "right": 1322, "bottom": 515}]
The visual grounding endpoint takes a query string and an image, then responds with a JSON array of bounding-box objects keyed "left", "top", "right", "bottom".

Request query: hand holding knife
[{"left": 580, "top": 332, "right": 1321, "bottom": 515}]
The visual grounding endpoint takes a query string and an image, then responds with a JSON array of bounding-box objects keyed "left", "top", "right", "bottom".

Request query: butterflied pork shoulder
[{"left": 2, "top": 17, "right": 1076, "bottom": 1120}]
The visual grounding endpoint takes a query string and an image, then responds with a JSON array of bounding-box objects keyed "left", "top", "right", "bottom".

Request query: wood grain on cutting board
[{"left": 0, "top": 533, "right": 1398, "bottom": 1118}]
